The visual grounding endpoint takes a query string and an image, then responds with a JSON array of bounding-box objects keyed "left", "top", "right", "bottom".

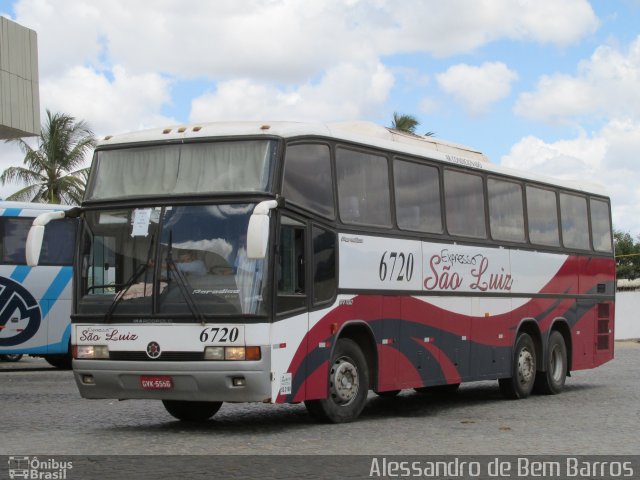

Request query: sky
[{"left": 1, "top": 0, "right": 640, "bottom": 234}]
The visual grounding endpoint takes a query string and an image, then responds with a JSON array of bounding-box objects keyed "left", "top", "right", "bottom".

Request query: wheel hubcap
[
  {"left": 517, "top": 348, "right": 535, "bottom": 385},
  {"left": 330, "top": 357, "right": 359, "bottom": 405}
]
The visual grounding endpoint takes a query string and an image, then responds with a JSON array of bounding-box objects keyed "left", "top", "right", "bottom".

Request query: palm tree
[
  {"left": 391, "top": 112, "right": 419, "bottom": 133},
  {"left": 390, "top": 112, "right": 435, "bottom": 136},
  {"left": 1, "top": 110, "right": 96, "bottom": 204}
]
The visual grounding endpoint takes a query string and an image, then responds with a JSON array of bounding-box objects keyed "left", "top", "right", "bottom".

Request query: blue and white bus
[{"left": 0, "top": 201, "right": 77, "bottom": 368}]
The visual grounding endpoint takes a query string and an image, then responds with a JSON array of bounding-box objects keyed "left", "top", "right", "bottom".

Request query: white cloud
[
  {"left": 501, "top": 119, "right": 640, "bottom": 234},
  {"left": 13, "top": 1, "right": 105, "bottom": 77},
  {"left": 189, "top": 62, "right": 394, "bottom": 123},
  {"left": 1, "top": 65, "right": 176, "bottom": 201},
  {"left": 436, "top": 62, "right": 518, "bottom": 115},
  {"left": 377, "top": 0, "right": 599, "bottom": 57},
  {"left": 13, "top": 0, "right": 599, "bottom": 81},
  {"left": 5, "top": 0, "right": 598, "bottom": 135},
  {"left": 515, "top": 36, "right": 640, "bottom": 122},
  {"left": 41, "top": 66, "right": 175, "bottom": 134},
  {"left": 0, "top": 141, "right": 30, "bottom": 200}
]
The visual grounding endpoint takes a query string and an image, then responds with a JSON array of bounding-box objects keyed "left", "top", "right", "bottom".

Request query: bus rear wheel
[
  {"left": 162, "top": 400, "right": 222, "bottom": 421},
  {"left": 534, "top": 331, "right": 567, "bottom": 395},
  {"left": 499, "top": 332, "right": 536, "bottom": 399},
  {"left": 304, "top": 338, "right": 369, "bottom": 423}
]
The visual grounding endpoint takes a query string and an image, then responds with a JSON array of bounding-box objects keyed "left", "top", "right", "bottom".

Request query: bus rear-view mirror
[
  {"left": 26, "top": 226, "right": 45, "bottom": 266},
  {"left": 246, "top": 200, "right": 279, "bottom": 259},
  {"left": 26, "top": 211, "right": 67, "bottom": 266}
]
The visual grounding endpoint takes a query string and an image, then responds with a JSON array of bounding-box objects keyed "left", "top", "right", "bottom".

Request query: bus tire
[
  {"left": 304, "top": 338, "right": 369, "bottom": 423},
  {"left": 533, "top": 331, "right": 567, "bottom": 395},
  {"left": 0, "top": 354, "right": 23, "bottom": 362},
  {"left": 499, "top": 332, "right": 536, "bottom": 399},
  {"left": 44, "top": 354, "right": 72, "bottom": 370},
  {"left": 162, "top": 400, "right": 222, "bottom": 421}
]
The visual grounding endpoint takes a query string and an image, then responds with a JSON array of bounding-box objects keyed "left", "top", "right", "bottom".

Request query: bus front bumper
[{"left": 72, "top": 352, "right": 272, "bottom": 403}]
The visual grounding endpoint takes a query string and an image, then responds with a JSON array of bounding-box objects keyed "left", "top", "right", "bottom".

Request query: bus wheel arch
[
  {"left": 304, "top": 321, "right": 375, "bottom": 423},
  {"left": 336, "top": 322, "right": 378, "bottom": 390}
]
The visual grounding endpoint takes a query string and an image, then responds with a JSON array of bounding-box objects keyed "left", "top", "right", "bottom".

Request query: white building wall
[
  {"left": 0, "top": 16, "right": 39, "bottom": 139},
  {"left": 616, "top": 292, "right": 640, "bottom": 340}
]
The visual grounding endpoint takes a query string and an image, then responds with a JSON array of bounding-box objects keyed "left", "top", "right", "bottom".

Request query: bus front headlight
[
  {"left": 74, "top": 345, "right": 109, "bottom": 359},
  {"left": 204, "top": 346, "right": 261, "bottom": 361}
]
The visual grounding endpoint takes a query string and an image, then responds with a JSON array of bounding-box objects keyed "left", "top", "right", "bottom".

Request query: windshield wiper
[
  {"left": 166, "top": 230, "right": 207, "bottom": 326},
  {"left": 104, "top": 235, "right": 155, "bottom": 323},
  {"left": 103, "top": 263, "right": 147, "bottom": 323}
]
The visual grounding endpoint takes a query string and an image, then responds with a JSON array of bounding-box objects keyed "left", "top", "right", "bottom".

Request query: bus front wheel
[
  {"left": 499, "top": 332, "right": 536, "bottom": 399},
  {"left": 533, "top": 331, "right": 567, "bottom": 395},
  {"left": 44, "top": 354, "right": 72, "bottom": 370},
  {"left": 162, "top": 400, "right": 222, "bottom": 421},
  {"left": 0, "top": 354, "right": 23, "bottom": 362},
  {"left": 304, "top": 338, "right": 369, "bottom": 423}
]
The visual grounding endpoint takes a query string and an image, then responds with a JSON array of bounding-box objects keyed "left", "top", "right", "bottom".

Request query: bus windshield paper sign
[{"left": 131, "top": 208, "right": 152, "bottom": 237}]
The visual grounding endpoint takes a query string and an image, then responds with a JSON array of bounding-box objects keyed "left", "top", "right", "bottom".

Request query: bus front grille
[{"left": 108, "top": 351, "right": 205, "bottom": 361}]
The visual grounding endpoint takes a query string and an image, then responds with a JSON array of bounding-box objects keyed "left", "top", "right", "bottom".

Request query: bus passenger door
[
  {"left": 305, "top": 224, "right": 338, "bottom": 399},
  {"left": 272, "top": 215, "right": 309, "bottom": 402}
]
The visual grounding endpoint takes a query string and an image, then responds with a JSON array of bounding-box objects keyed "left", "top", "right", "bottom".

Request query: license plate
[{"left": 140, "top": 375, "right": 173, "bottom": 390}]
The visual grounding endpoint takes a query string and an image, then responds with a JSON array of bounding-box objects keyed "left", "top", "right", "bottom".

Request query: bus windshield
[
  {"left": 78, "top": 203, "right": 268, "bottom": 318},
  {"left": 86, "top": 140, "right": 277, "bottom": 200}
]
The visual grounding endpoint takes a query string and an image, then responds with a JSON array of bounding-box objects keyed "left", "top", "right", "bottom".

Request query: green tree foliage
[
  {"left": 614, "top": 230, "right": 640, "bottom": 279},
  {"left": 391, "top": 112, "right": 419, "bottom": 133},
  {"left": 1, "top": 110, "right": 96, "bottom": 204},
  {"left": 390, "top": 112, "right": 435, "bottom": 136}
]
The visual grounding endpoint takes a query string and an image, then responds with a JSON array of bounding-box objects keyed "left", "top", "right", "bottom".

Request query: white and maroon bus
[{"left": 26, "top": 121, "right": 614, "bottom": 423}]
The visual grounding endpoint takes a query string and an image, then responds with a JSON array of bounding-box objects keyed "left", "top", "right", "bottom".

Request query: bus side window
[
  {"left": 560, "top": 193, "right": 590, "bottom": 250},
  {"left": 277, "top": 217, "right": 307, "bottom": 313},
  {"left": 0, "top": 217, "right": 30, "bottom": 263},
  {"left": 590, "top": 198, "right": 613, "bottom": 252},
  {"left": 444, "top": 169, "right": 486, "bottom": 238},
  {"left": 283, "top": 143, "right": 335, "bottom": 219},
  {"left": 40, "top": 218, "right": 77, "bottom": 265},
  {"left": 312, "top": 225, "right": 336, "bottom": 305},
  {"left": 336, "top": 148, "right": 391, "bottom": 227},
  {"left": 526, "top": 186, "right": 560, "bottom": 246},
  {"left": 488, "top": 178, "right": 525, "bottom": 243}
]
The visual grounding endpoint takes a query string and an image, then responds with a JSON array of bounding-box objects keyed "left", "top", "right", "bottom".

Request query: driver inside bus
[
  {"left": 175, "top": 251, "right": 207, "bottom": 276},
  {"left": 146, "top": 251, "right": 207, "bottom": 279}
]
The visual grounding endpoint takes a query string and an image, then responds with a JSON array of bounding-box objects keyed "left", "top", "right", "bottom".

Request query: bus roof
[
  {"left": 0, "top": 200, "right": 75, "bottom": 216},
  {"left": 97, "top": 121, "right": 608, "bottom": 197}
]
